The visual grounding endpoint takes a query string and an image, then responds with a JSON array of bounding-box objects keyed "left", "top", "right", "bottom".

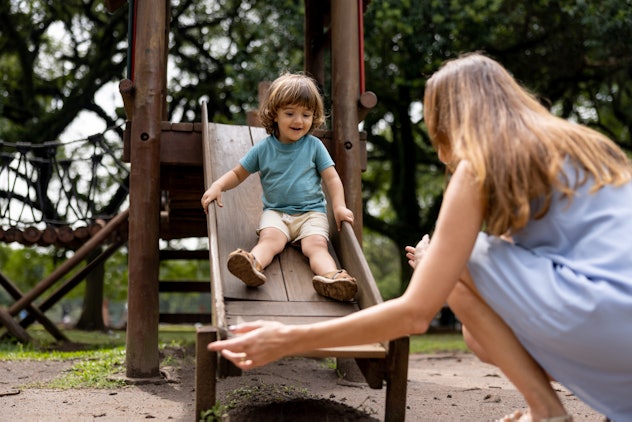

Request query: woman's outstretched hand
[
  {"left": 207, "top": 320, "right": 291, "bottom": 370},
  {"left": 405, "top": 234, "right": 430, "bottom": 269}
]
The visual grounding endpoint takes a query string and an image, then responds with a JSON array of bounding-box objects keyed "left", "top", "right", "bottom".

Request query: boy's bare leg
[
  {"left": 447, "top": 271, "right": 569, "bottom": 421},
  {"left": 250, "top": 227, "right": 287, "bottom": 268},
  {"left": 300, "top": 234, "right": 337, "bottom": 275}
]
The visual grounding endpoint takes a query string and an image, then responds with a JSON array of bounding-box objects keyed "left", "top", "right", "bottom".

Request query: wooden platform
[{"left": 195, "top": 103, "right": 409, "bottom": 421}]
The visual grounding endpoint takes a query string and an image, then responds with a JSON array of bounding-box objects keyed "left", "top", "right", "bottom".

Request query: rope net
[{"left": 0, "top": 125, "right": 129, "bottom": 236}]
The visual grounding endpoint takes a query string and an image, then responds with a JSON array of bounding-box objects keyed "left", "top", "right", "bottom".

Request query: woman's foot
[
  {"left": 312, "top": 269, "right": 357, "bottom": 301},
  {"left": 497, "top": 410, "right": 573, "bottom": 422},
  {"left": 227, "top": 249, "right": 266, "bottom": 287}
]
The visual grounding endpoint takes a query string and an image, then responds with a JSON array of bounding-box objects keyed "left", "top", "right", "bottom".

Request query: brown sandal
[
  {"left": 227, "top": 249, "right": 266, "bottom": 287},
  {"left": 312, "top": 269, "right": 358, "bottom": 302}
]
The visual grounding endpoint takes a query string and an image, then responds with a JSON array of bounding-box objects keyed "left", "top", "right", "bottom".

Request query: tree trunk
[{"left": 75, "top": 248, "right": 106, "bottom": 331}]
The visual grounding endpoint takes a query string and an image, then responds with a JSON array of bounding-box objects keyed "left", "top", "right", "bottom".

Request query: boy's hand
[
  {"left": 201, "top": 184, "right": 223, "bottom": 214},
  {"left": 333, "top": 206, "right": 354, "bottom": 231},
  {"left": 405, "top": 234, "right": 430, "bottom": 269}
]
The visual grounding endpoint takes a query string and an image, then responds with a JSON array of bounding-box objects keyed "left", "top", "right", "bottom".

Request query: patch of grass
[
  {"left": 0, "top": 326, "right": 127, "bottom": 361},
  {"left": 409, "top": 332, "right": 469, "bottom": 354},
  {"left": 200, "top": 402, "right": 230, "bottom": 422},
  {"left": 0, "top": 341, "right": 93, "bottom": 361},
  {"left": 0, "top": 324, "right": 196, "bottom": 389},
  {"left": 157, "top": 324, "right": 196, "bottom": 346},
  {"left": 318, "top": 357, "right": 337, "bottom": 370},
  {"left": 32, "top": 347, "right": 128, "bottom": 389}
]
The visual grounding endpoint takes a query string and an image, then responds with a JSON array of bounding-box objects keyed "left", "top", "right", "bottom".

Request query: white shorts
[{"left": 257, "top": 210, "right": 329, "bottom": 244}]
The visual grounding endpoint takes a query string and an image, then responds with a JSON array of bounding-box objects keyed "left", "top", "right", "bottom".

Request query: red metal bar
[
  {"left": 358, "top": 0, "right": 366, "bottom": 93},
  {"left": 129, "top": 0, "right": 137, "bottom": 80}
]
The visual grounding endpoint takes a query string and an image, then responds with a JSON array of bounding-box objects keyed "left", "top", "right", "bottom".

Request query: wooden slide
[{"left": 195, "top": 102, "right": 409, "bottom": 421}]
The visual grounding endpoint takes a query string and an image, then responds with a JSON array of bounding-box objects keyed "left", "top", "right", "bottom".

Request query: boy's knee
[{"left": 300, "top": 235, "right": 329, "bottom": 256}]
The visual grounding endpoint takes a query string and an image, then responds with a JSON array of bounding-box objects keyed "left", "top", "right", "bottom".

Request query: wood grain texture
[{"left": 202, "top": 116, "right": 388, "bottom": 358}]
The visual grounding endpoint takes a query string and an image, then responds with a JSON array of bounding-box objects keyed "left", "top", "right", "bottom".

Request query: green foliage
[
  {"left": 0, "top": 244, "right": 56, "bottom": 305},
  {"left": 0, "top": 242, "right": 210, "bottom": 317},
  {"left": 200, "top": 403, "right": 230, "bottom": 422},
  {"left": 0, "top": 325, "right": 196, "bottom": 389},
  {"left": 362, "top": 229, "right": 401, "bottom": 299},
  {"left": 409, "top": 333, "right": 468, "bottom": 354},
  {"left": 40, "top": 347, "right": 127, "bottom": 389},
  {"left": 0, "top": 327, "right": 125, "bottom": 359},
  {"left": 360, "top": 0, "right": 632, "bottom": 292},
  {"left": 0, "top": 0, "right": 128, "bottom": 143},
  {"left": 168, "top": 0, "right": 305, "bottom": 124},
  {"left": 2, "top": 0, "right": 631, "bottom": 300}
]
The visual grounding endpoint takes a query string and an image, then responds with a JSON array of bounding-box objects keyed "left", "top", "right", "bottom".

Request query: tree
[
  {"left": 0, "top": 1, "right": 131, "bottom": 330},
  {"left": 0, "top": 0, "right": 306, "bottom": 328},
  {"left": 1, "top": 0, "right": 630, "bottom": 310},
  {"left": 360, "top": 0, "right": 632, "bottom": 292},
  {"left": 0, "top": 1, "right": 130, "bottom": 217},
  {"left": 166, "top": 0, "right": 305, "bottom": 123}
]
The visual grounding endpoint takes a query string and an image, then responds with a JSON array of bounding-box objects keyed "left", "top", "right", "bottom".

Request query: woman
[{"left": 209, "top": 53, "right": 632, "bottom": 421}]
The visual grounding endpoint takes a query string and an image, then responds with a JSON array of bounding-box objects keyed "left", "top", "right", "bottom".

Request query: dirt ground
[{"left": 0, "top": 349, "right": 606, "bottom": 421}]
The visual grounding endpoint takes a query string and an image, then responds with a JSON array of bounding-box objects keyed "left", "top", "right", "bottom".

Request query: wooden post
[
  {"left": 385, "top": 336, "right": 410, "bottom": 421},
  {"left": 195, "top": 326, "right": 218, "bottom": 418},
  {"left": 330, "top": 0, "right": 363, "bottom": 241},
  {"left": 125, "top": 0, "right": 167, "bottom": 378},
  {"left": 304, "top": 0, "right": 327, "bottom": 86}
]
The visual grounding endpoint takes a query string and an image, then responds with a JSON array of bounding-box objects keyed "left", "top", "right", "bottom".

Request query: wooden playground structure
[
  {"left": 0, "top": 1, "right": 409, "bottom": 420},
  {"left": 196, "top": 116, "right": 409, "bottom": 420}
]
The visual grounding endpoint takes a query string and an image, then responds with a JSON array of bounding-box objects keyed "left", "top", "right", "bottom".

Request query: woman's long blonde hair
[{"left": 424, "top": 53, "right": 631, "bottom": 236}]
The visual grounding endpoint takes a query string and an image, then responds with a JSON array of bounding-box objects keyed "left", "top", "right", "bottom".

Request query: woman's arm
[{"left": 209, "top": 161, "right": 485, "bottom": 368}]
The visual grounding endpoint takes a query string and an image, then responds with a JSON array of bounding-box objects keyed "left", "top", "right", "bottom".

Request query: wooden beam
[
  {"left": 195, "top": 327, "right": 219, "bottom": 418},
  {"left": 104, "top": 0, "right": 127, "bottom": 13},
  {"left": 0, "top": 307, "right": 31, "bottom": 343},
  {"left": 159, "top": 129, "right": 203, "bottom": 165},
  {"left": 159, "top": 313, "right": 211, "bottom": 324},
  {"left": 159, "top": 249, "right": 209, "bottom": 260},
  {"left": 126, "top": 0, "right": 168, "bottom": 379},
  {"left": 0, "top": 272, "right": 68, "bottom": 342},
  {"left": 331, "top": 0, "right": 363, "bottom": 241},
  {"left": 123, "top": 122, "right": 203, "bottom": 165},
  {"left": 158, "top": 281, "right": 210, "bottom": 293},
  {"left": 8, "top": 210, "right": 128, "bottom": 316},
  {"left": 17, "top": 239, "right": 127, "bottom": 330}
]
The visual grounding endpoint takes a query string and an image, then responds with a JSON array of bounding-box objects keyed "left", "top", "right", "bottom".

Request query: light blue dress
[{"left": 467, "top": 163, "right": 632, "bottom": 421}]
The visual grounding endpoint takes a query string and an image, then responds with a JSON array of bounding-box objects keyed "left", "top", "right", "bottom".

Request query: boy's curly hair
[{"left": 258, "top": 72, "right": 326, "bottom": 137}]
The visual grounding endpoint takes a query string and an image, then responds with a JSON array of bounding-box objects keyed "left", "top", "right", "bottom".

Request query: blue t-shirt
[{"left": 239, "top": 134, "right": 334, "bottom": 214}]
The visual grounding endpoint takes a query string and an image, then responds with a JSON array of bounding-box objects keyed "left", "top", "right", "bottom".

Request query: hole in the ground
[{"left": 225, "top": 397, "right": 380, "bottom": 421}]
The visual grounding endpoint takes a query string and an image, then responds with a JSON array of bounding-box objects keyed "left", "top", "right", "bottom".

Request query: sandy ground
[{"left": 0, "top": 351, "right": 606, "bottom": 421}]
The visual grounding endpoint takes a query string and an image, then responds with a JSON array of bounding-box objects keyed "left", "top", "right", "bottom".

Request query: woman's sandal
[
  {"left": 312, "top": 269, "right": 358, "bottom": 302},
  {"left": 496, "top": 410, "right": 573, "bottom": 422},
  {"left": 227, "top": 248, "right": 266, "bottom": 287}
]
